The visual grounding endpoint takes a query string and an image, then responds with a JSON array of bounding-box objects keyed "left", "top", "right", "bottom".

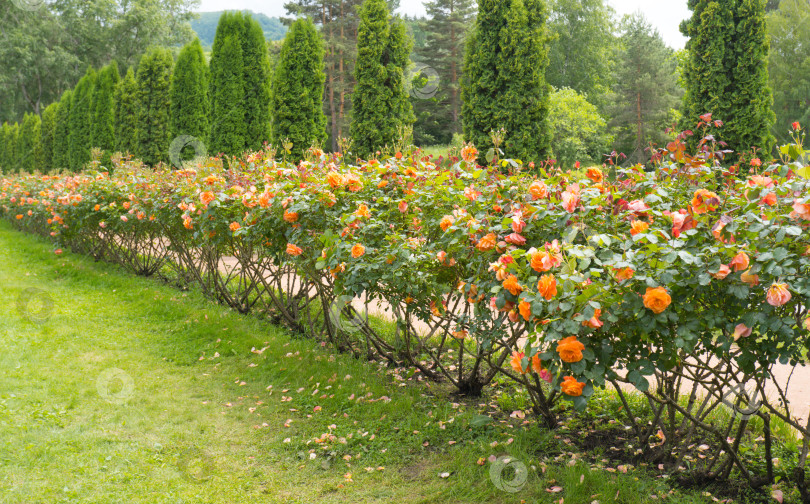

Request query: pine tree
[
  {"left": 413, "top": 0, "right": 476, "bottom": 145},
  {"left": 53, "top": 90, "right": 73, "bottom": 170},
  {"left": 241, "top": 14, "right": 274, "bottom": 151},
  {"left": 271, "top": 18, "right": 327, "bottom": 154},
  {"left": 610, "top": 14, "right": 682, "bottom": 164},
  {"left": 209, "top": 13, "right": 247, "bottom": 156},
  {"left": 68, "top": 67, "right": 97, "bottom": 171},
  {"left": 91, "top": 62, "right": 121, "bottom": 155},
  {"left": 135, "top": 48, "right": 174, "bottom": 166},
  {"left": 170, "top": 38, "right": 210, "bottom": 161},
  {"left": 350, "top": 0, "right": 415, "bottom": 158},
  {"left": 115, "top": 67, "right": 140, "bottom": 156},
  {"left": 41, "top": 102, "right": 59, "bottom": 172},
  {"left": 680, "top": 0, "right": 775, "bottom": 157},
  {"left": 462, "top": 0, "right": 552, "bottom": 162}
]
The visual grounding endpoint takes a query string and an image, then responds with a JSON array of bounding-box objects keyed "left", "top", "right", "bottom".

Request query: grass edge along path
[{"left": 0, "top": 221, "right": 715, "bottom": 503}]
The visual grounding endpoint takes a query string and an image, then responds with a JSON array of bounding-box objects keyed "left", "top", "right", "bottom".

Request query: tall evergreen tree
[
  {"left": 680, "top": 0, "right": 775, "bottom": 157},
  {"left": 41, "top": 102, "right": 59, "bottom": 172},
  {"left": 209, "top": 15, "right": 247, "bottom": 156},
  {"left": 170, "top": 38, "right": 210, "bottom": 155},
  {"left": 284, "top": 0, "right": 365, "bottom": 152},
  {"left": 767, "top": 0, "right": 810, "bottom": 144},
  {"left": 68, "top": 67, "right": 97, "bottom": 171},
  {"left": 241, "top": 14, "right": 274, "bottom": 151},
  {"left": 462, "top": 0, "right": 552, "bottom": 162},
  {"left": 135, "top": 48, "right": 174, "bottom": 166},
  {"left": 0, "top": 123, "right": 12, "bottom": 173},
  {"left": 609, "top": 14, "right": 682, "bottom": 164},
  {"left": 209, "top": 12, "right": 243, "bottom": 155},
  {"left": 10, "top": 123, "right": 21, "bottom": 171},
  {"left": 91, "top": 62, "right": 121, "bottom": 155},
  {"left": 53, "top": 90, "right": 73, "bottom": 170},
  {"left": 271, "top": 18, "right": 327, "bottom": 154},
  {"left": 114, "top": 67, "right": 140, "bottom": 156},
  {"left": 413, "top": 0, "right": 476, "bottom": 145},
  {"left": 350, "top": 0, "right": 415, "bottom": 158},
  {"left": 18, "top": 113, "right": 44, "bottom": 172}
]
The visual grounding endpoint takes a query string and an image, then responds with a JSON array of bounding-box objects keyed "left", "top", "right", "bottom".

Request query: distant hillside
[{"left": 191, "top": 11, "right": 287, "bottom": 47}]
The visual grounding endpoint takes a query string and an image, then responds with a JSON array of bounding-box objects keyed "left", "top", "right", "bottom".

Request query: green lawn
[{"left": 0, "top": 221, "right": 714, "bottom": 503}]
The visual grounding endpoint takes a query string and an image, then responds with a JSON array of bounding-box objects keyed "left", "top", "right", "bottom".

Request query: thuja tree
[
  {"left": 68, "top": 67, "right": 97, "bottom": 171},
  {"left": 170, "top": 38, "right": 210, "bottom": 162},
  {"left": 53, "top": 90, "right": 72, "bottom": 170},
  {"left": 135, "top": 48, "right": 173, "bottom": 166},
  {"left": 350, "top": 0, "right": 415, "bottom": 158},
  {"left": 461, "top": 0, "right": 552, "bottom": 162},
  {"left": 680, "top": 0, "right": 775, "bottom": 157},
  {"left": 114, "top": 67, "right": 140, "bottom": 156},
  {"left": 41, "top": 102, "right": 59, "bottom": 172},
  {"left": 91, "top": 62, "right": 120, "bottom": 156},
  {"left": 271, "top": 18, "right": 327, "bottom": 155},
  {"left": 209, "top": 12, "right": 247, "bottom": 155},
  {"left": 208, "top": 12, "right": 272, "bottom": 155},
  {"left": 0, "top": 123, "right": 11, "bottom": 172},
  {"left": 240, "top": 13, "right": 273, "bottom": 151},
  {"left": 18, "top": 113, "right": 43, "bottom": 172}
]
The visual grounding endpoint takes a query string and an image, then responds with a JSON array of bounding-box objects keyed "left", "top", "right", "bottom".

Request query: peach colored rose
[
  {"left": 476, "top": 232, "right": 497, "bottom": 252},
  {"left": 642, "top": 287, "right": 671, "bottom": 314},
  {"left": 582, "top": 309, "right": 603, "bottom": 329},
  {"left": 502, "top": 274, "right": 522, "bottom": 296},
  {"left": 614, "top": 267, "right": 634, "bottom": 282},
  {"left": 711, "top": 264, "right": 731, "bottom": 280},
  {"left": 518, "top": 300, "right": 532, "bottom": 321},
  {"left": 510, "top": 351, "right": 528, "bottom": 374},
  {"left": 691, "top": 189, "right": 720, "bottom": 214},
  {"left": 740, "top": 269, "right": 759, "bottom": 286},
  {"left": 732, "top": 323, "right": 752, "bottom": 341},
  {"left": 529, "top": 180, "right": 549, "bottom": 199},
  {"left": 440, "top": 215, "right": 454, "bottom": 232},
  {"left": 561, "top": 376, "right": 585, "bottom": 396},
  {"left": 586, "top": 167, "right": 603, "bottom": 183},
  {"left": 351, "top": 244, "right": 366, "bottom": 258},
  {"left": 537, "top": 274, "right": 557, "bottom": 300},
  {"left": 630, "top": 220, "right": 649, "bottom": 235},
  {"left": 729, "top": 251, "right": 750, "bottom": 272},
  {"left": 557, "top": 336, "right": 584, "bottom": 363},
  {"left": 766, "top": 283, "right": 791, "bottom": 307},
  {"left": 286, "top": 243, "right": 303, "bottom": 256}
]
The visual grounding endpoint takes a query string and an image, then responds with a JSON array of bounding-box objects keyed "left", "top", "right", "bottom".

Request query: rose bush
[{"left": 2, "top": 129, "right": 810, "bottom": 495}]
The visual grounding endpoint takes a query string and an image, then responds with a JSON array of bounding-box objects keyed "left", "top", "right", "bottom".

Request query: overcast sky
[{"left": 199, "top": 0, "right": 690, "bottom": 48}]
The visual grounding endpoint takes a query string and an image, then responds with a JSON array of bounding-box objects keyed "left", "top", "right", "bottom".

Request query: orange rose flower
[
  {"left": 691, "top": 189, "right": 720, "bottom": 214},
  {"left": 537, "top": 274, "right": 557, "bottom": 300},
  {"left": 557, "top": 336, "right": 584, "bottom": 363},
  {"left": 229, "top": 222, "right": 241, "bottom": 232},
  {"left": 15, "top": 214, "right": 22, "bottom": 220},
  {"left": 642, "top": 287, "right": 671, "bottom": 314},
  {"left": 561, "top": 376, "right": 586, "bottom": 396},
  {"left": 528, "top": 180, "right": 549, "bottom": 200},
  {"left": 502, "top": 274, "right": 522, "bottom": 296},
  {"left": 351, "top": 244, "right": 365, "bottom": 258},
  {"left": 582, "top": 309, "right": 603, "bottom": 329},
  {"left": 732, "top": 323, "right": 752, "bottom": 341},
  {"left": 518, "top": 300, "right": 532, "bottom": 321},
  {"left": 791, "top": 199, "right": 810, "bottom": 221},
  {"left": 327, "top": 171, "right": 345, "bottom": 189},
  {"left": 286, "top": 243, "right": 303, "bottom": 256},
  {"left": 729, "top": 251, "right": 750, "bottom": 272},
  {"left": 440, "top": 215, "right": 455, "bottom": 232},
  {"left": 461, "top": 144, "right": 478, "bottom": 164},
  {"left": 804, "top": 317, "right": 810, "bottom": 331},
  {"left": 355, "top": 204, "right": 370, "bottom": 218},
  {"left": 614, "top": 267, "right": 634, "bottom": 281},
  {"left": 766, "top": 283, "right": 791, "bottom": 307},
  {"left": 630, "top": 220, "right": 649, "bottom": 235},
  {"left": 711, "top": 264, "right": 731, "bottom": 280},
  {"left": 283, "top": 209, "right": 299, "bottom": 223},
  {"left": 740, "top": 269, "right": 760, "bottom": 286},
  {"left": 586, "top": 167, "right": 603, "bottom": 183},
  {"left": 183, "top": 216, "right": 193, "bottom": 229},
  {"left": 93, "top": 204, "right": 100, "bottom": 211},
  {"left": 476, "top": 232, "right": 497, "bottom": 252},
  {"left": 510, "top": 351, "right": 528, "bottom": 374}
]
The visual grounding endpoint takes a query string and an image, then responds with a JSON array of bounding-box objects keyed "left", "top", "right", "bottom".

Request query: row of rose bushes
[{"left": 2, "top": 135, "right": 810, "bottom": 492}]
